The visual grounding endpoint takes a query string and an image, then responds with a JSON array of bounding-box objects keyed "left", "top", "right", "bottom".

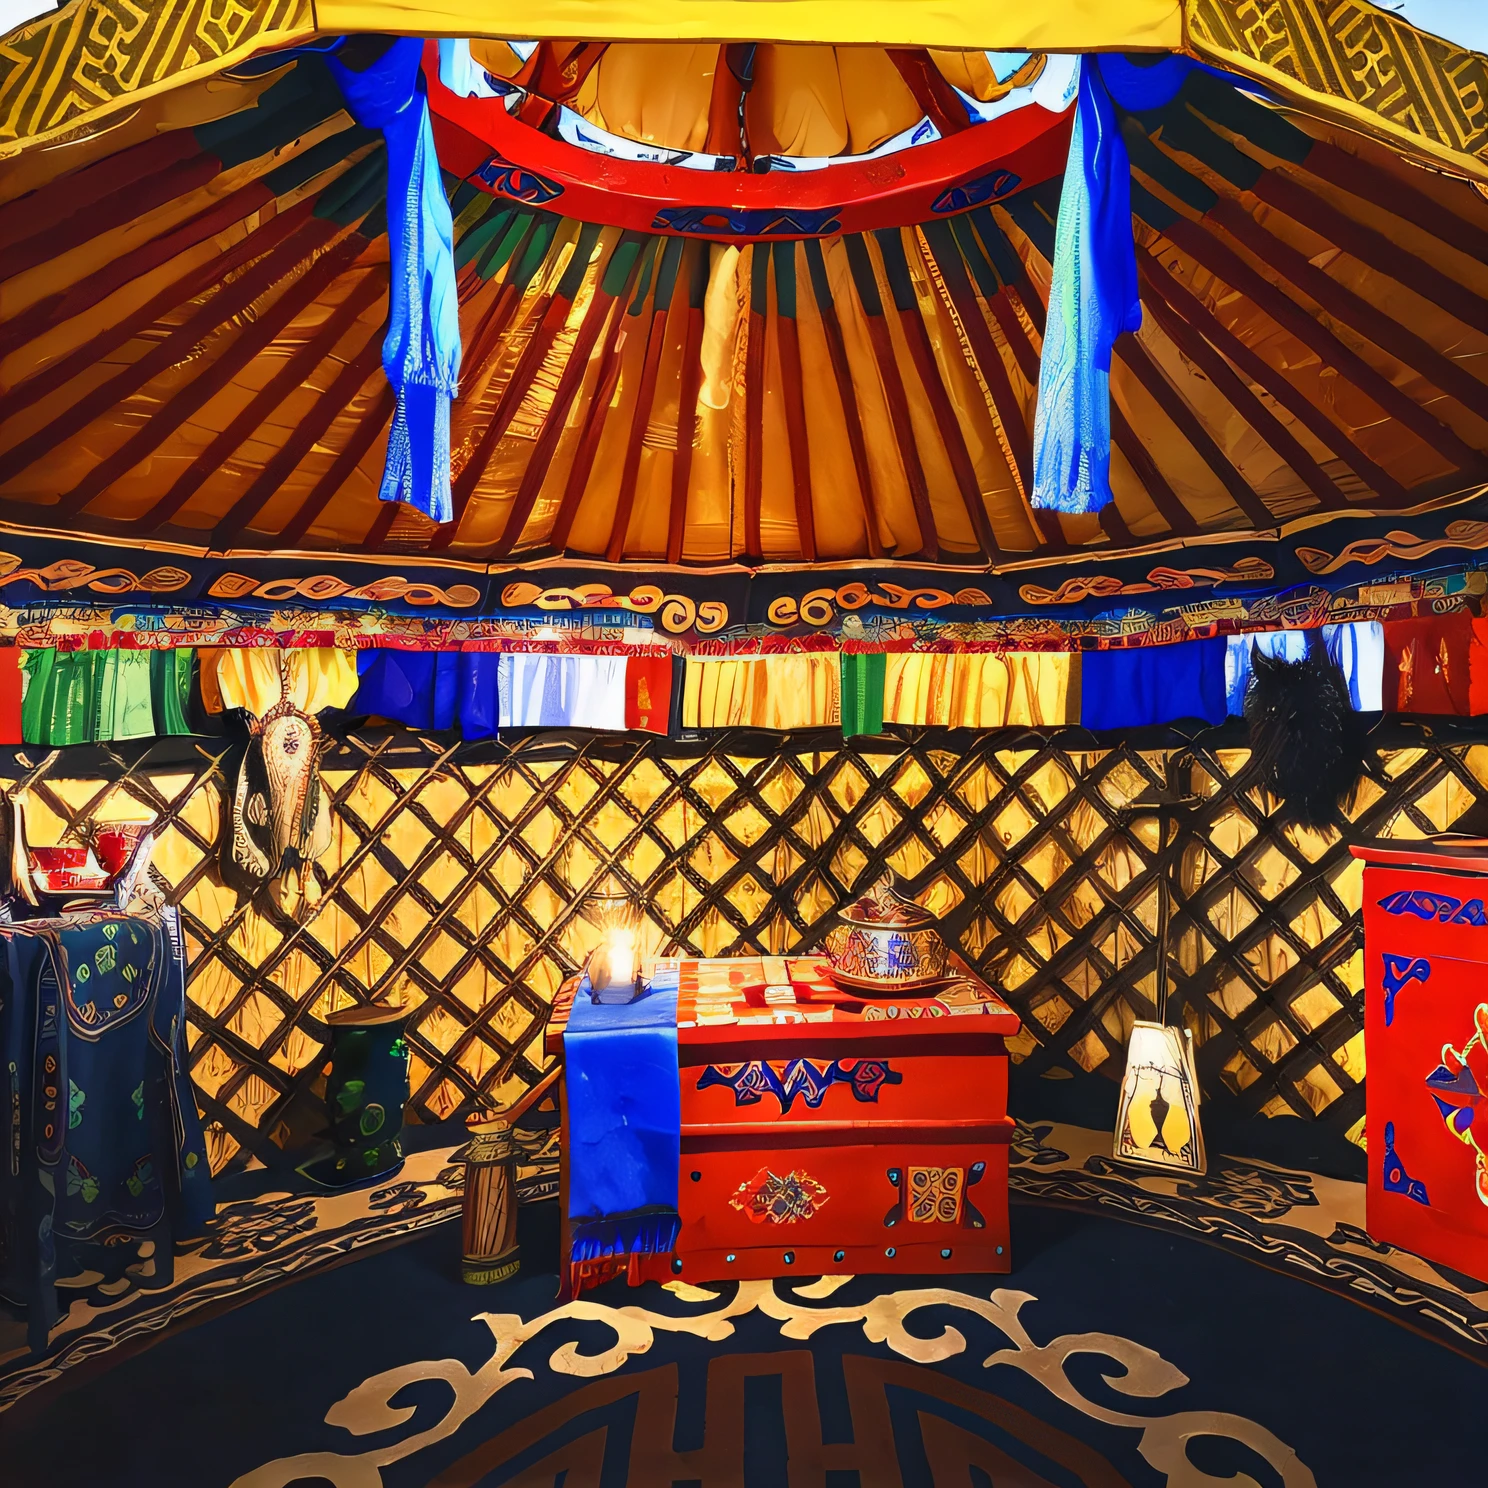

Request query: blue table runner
[{"left": 563, "top": 964, "right": 681, "bottom": 1261}]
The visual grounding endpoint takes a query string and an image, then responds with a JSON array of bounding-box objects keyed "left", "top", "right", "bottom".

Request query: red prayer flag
[
  {"left": 625, "top": 653, "right": 672, "bottom": 734},
  {"left": 1384, "top": 615, "right": 1472, "bottom": 715},
  {"left": 0, "top": 649, "right": 22, "bottom": 744}
]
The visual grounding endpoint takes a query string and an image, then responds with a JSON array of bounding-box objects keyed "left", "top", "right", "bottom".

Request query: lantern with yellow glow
[{"left": 578, "top": 872, "right": 644, "bottom": 1004}]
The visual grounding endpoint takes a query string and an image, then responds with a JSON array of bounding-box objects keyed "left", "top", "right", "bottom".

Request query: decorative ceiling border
[
  {"left": 4, "top": 0, "right": 1486, "bottom": 187},
  {"left": 0, "top": 0, "right": 315, "bottom": 160},
  {"left": 1186, "top": 0, "right": 1488, "bottom": 185}
]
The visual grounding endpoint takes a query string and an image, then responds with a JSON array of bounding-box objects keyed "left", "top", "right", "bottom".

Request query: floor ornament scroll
[{"left": 231, "top": 1277, "right": 1314, "bottom": 1488}]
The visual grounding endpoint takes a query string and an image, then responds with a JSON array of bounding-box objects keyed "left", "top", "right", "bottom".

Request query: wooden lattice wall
[{"left": 9, "top": 728, "right": 1486, "bottom": 1174}]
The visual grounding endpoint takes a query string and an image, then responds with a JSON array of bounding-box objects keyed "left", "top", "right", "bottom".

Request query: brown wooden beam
[
  {"left": 604, "top": 237, "right": 686, "bottom": 563},
  {"left": 1136, "top": 252, "right": 1409, "bottom": 506},
  {"left": 801, "top": 239, "right": 884, "bottom": 559},
  {"left": 1137, "top": 275, "right": 1346, "bottom": 513},
  {"left": 1115, "top": 331, "right": 1276, "bottom": 530},
  {"left": 842, "top": 234, "right": 938, "bottom": 560},
  {"left": 1153, "top": 210, "right": 1488, "bottom": 477},
  {"left": 0, "top": 214, "right": 336, "bottom": 487},
  {"left": 131, "top": 264, "right": 386, "bottom": 533},
  {"left": 211, "top": 335, "right": 386, "bottom": 547},
  {"left": 667, "top": 242, "right": 709, "bottom": 565},
  {"left": 0, "top": 179, "right": 288, "bottom": 363},
  {"left": 1208, "top": 197, "right": 1488, "bottom": 432},
  {"left": 67, "top": 243, "right": 373, "bottom": 523},
  {"left": 276, "top": 384, "right": 396, "bottom": 547},
  {"left": 1, "top": 202, "right": 318, "bottom": 420},
  {"left": 492, "top": 235, "right": 649, "bottom": 560}
]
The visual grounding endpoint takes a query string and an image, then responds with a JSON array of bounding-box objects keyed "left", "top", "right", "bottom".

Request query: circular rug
[{"left": 1, "top": 1202, "right": 1474, "bottom": 1487}]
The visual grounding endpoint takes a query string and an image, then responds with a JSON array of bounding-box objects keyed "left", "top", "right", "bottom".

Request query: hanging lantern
[{"left": 1113, "top": 770, "right": 1206, "bottom": 1175}]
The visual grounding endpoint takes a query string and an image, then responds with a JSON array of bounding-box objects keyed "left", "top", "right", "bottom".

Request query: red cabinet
[
  {"left": 1357, "top": 844, "right": 1488, "bottom": 1281},
  {"left": 551, "top": 955, "right": 1019, "bottom": 1293}
]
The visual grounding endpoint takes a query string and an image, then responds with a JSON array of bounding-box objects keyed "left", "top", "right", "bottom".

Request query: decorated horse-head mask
[{"left": 224, "top": 657, "right": 332, "bottom": 911}]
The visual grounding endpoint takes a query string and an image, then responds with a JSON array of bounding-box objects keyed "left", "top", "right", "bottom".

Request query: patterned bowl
[
  {"left": 821, "top": 881, "right": 950, "bottom": 994},
  {"left": 28, "top": 845, "right": 111, "bottom": 896}
]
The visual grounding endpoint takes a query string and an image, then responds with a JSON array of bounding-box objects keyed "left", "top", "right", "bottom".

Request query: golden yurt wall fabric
[{"left": 9, "top": 726, "right": 1484, "bottom": 1174}]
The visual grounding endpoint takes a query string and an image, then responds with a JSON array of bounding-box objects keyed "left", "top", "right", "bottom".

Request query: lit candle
[{"left": 604, "top": 927, "right": 636, "bottom": 990}]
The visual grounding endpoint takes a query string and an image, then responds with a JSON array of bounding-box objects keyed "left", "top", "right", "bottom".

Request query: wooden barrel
[{"left": 458, "top": 1115, "right": 520, "bottom": 1285}]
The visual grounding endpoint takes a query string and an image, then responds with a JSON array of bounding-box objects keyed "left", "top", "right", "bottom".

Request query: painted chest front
[{"left": 1356, "top": 843, "right": 1488, "bottom": 1282}]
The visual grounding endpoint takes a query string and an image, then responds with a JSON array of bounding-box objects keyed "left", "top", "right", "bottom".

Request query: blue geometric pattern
[
  {"left": 1381, "top": 1121, "right": 1430, "bottom": 1206},
  {"left": 1378, "top": 890, "right": 1488, "bottom": 926},
  {"left": 1380, "top": 953, "right": 1430, "bottom": 1027},
  {"left": 697, "top": 1058, "right": 901, "bottom": 1114}
]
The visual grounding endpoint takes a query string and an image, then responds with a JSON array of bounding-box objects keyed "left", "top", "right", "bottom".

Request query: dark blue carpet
[{"left": 1, "top": 1200, "right": 1473, "bottom": 1487}]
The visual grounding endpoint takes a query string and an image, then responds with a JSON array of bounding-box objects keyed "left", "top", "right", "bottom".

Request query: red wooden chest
[
  {"left": 550, "top": 955, "right": 1019, "bottom": 1293},
  {"left": 1356, "top": 842, "right": 1488, "bottom": 1282}
]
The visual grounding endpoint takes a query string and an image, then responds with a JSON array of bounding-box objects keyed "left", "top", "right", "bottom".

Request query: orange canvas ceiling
[{"left": 1, "top": 34, "right": 1486, "bottom": 573}]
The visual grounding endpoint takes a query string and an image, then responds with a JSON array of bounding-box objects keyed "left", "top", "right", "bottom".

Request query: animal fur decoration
[
  {"left": 1243, "top": 638, "right": 1365, "bottom": 828},
  {"left": 221, "top": 658, "right": 332, "bottom": 912}
]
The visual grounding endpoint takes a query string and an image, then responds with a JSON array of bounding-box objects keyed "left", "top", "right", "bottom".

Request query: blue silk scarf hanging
[
  {"left": 563, "top": 966, "right": 681, "bottom": 1263},
  {"left": 328, "top": 38, "right": 461, "bottom": 524},
  {"left": 1031, "top": 54, "right": 1202, "bottom": 514}
]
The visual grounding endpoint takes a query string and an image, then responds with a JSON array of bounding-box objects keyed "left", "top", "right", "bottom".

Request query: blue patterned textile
[
  {"left": 0, "top": 911, "right": 211, "bottom": 1352},
  {"left": 1031, "top": 56, "right": 1198, "bottom": 514},
  {"left": 563, "top": 965, "right": 681, "bottom": 1263},
  {"left": 1081, "top": 638, "right": 1228, "bottom": 730},
  {"left": 329, "top": 38, "right": 461, "bottom": 524},
  {"left": 354, "top": 649, "right": 458, "bottom": 730}
]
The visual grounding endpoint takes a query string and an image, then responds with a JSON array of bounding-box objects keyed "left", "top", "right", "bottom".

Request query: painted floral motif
[
  {"left": 65, "top": 1155, "right": 99, "bottom": 1204},
  {"left": 68, "top": 1080, "right": 85, "bottom": 1130},
  {"left": 1427, "top": 1002, "right": 1488, "bottom": 1206},
  {"left": 729, "top": 1166, "right": 828, "bottom": 1224}
]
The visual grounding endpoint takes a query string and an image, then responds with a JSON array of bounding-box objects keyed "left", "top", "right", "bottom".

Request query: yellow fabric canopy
[
  {"left": 201, "top": 649, "right": 359, "bottom": 717},
  {"left": 317, "top": 0, "right": 1181, "bottom": 49},
  {"left": 884, "top": 653, "right": 1079, "bottom": 728},
  {"left": 683, "top": 656, "right": 841, "bottom": 730}
]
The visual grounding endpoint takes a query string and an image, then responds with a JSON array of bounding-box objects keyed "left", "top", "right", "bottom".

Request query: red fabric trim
[
  {"left": 625, "top": 654, "right": 673, "bottom": 733},
  {"left": 1385, "top": 614, "right": 1473, "bottom": 715},
  {"left": 0, "top": 649, "right": 22, "bottom": 745}
]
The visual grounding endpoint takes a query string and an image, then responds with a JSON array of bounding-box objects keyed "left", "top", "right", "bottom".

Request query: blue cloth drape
[
  {"left": 354, "top": 649, "right": 458, "bottom": 730},
  {"left": 457, "top": 652, "right": 501, "bottom": 740},
  {"left": 328, "top": 38, "right": 461, "bottom": 524},
  {"left": 563, "top": 966, "right": 681, "bottom": 1262},
  {"left": 1082, "top": 638, "right": 1228, "bottom": 730},
  {"left": 1031, "top": 55, "right": 1198, "bottom": 514}
]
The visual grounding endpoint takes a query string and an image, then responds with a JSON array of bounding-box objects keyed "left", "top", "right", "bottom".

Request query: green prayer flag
[
  {"left": 840, "top": 652, "right": 886, "bottom": 738},
  {"left": 150, "top": 648, "right": 195, "bottom": 736}
]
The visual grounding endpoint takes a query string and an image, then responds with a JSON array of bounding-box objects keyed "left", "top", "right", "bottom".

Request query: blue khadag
[
  {"left": 328, "top": 37, "right": 462, "bottom": 525},
  {"left": 1031, "top": 54, "right": 1204, "bottom": 515},
  {"left": 563, "top": 964, "right": 682, "bottom": 1261}
]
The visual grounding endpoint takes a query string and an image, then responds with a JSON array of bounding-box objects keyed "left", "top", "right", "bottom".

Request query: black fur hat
[{"left": 1243, "top": 638, "right": 1365, "bottom": 829}]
